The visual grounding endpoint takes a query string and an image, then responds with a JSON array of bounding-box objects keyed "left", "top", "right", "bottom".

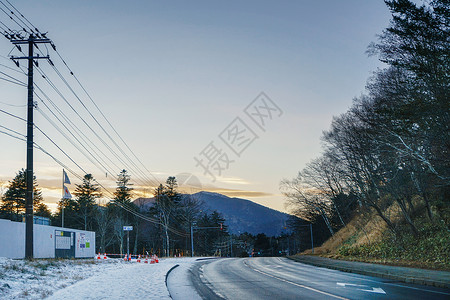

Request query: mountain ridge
[{"left": 133, "top": 191, "right": 292, "bottom": 236}]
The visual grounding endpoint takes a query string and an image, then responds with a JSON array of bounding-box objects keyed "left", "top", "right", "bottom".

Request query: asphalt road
[{"left": 190, "top": 257, "right": 450, "bottom": 300}]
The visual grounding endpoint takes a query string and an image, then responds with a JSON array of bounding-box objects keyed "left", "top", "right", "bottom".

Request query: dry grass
[{"left": 302, "top": 203, "right": 398, "bottom": 255}]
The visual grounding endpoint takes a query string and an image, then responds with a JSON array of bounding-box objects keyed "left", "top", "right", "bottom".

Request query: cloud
[{"left": 204, "top": 187, "right": 273, "bottom": 198}]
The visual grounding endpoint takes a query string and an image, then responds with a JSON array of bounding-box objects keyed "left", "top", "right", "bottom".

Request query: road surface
[{"left": 190, "top": 257, "right": 450, "bottom": 300}]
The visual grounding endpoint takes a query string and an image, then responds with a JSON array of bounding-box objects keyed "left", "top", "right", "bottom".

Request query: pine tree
[
  {"left": 0, "top": 169, "right": 44, "bottom": 221},
  {"left": 73, "top": 174, "right": 101, "bottom": 230},
  {"left": 114, "top": 169, "right": 133, "bottom": 204}
]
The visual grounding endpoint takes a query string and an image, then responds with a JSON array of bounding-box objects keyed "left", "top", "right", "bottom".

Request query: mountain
[
  {"left": 194, "top": 192, "right": 291, "bottom": 236},
  {"left": 134, "top": 191, "right": 292, "bottom": 236}
]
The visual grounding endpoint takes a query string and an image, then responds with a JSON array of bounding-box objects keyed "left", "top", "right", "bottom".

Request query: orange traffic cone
[
  {"left": 123, "top": 254, "right": 128, "bottom": 261},
  {"left": 103, "top": 253, "right": 107, "bottom": 259},
  {"left": 137, "top": 255, "right": 141, "bottom": 263},
  {"left": 144, "top": 256, "right": 148, "bottom": 263},
  {"left": 97, "top": 253, "right": 101, "bottom": 260},
  {"left": 155, "top": 255, "right": 159, "bottom": 263}
]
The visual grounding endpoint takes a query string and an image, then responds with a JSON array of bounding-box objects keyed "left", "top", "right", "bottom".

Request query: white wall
[
  {"left": 0, "top": 219, "right": 96, "bottom": 259},
  {"left": 0, "top": 219, "right": 25, "bottom": 259}
]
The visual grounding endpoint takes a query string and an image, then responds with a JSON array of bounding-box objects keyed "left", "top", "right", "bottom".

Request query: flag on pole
[
  {"left": 63, "top": 170, "right": 71, "bottom": 184},
  {"left": 63, "top": 185, "right": 72, "bottom": 199}
]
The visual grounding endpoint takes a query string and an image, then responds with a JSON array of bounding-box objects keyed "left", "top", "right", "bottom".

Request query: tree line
[
  {"left": 0, "top": 169, "right": 259, "bottom": 256},
  {"left": 282, "top": 0, "right": 449, "bottom": 244}
]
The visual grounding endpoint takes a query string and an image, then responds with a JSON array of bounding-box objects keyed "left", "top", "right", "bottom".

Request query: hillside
[
  {"left": 302, "top": 206, "right": 450, "bottom": 271},
  {"left": 133, "top": 191, "right": 292, "bottom": 236}
]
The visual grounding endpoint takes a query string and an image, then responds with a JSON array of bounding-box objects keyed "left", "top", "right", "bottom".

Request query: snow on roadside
[
  {"left": 0, "top": 256, "right": 201, "bottom": 299},
  {"left": 0, "top": 256, "right": 127, "bottom": 299},
  {"left": 48, "top": 257, "right": 199, "bottom": 300}
]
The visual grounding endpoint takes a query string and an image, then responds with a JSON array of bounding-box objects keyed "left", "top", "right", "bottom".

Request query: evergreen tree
[
  {"left": 112, "top": 169, "right": 135, "bottom": 255},
  {"left": 152, "top": 176, "right": 182, "bottom": 256},
  {"left": 114, "top": 169, "right": 133, "bottom": 205},
  {"left": 73, "top": 174, "right": 101, "bottom": 230},
  {"left": 0, "top": 169, "right": 44, "bottom": 221}
]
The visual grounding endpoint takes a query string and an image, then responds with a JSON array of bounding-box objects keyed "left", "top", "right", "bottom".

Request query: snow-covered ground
[{"left": 0, "top": 256, "right": 201, "bottom": 299}]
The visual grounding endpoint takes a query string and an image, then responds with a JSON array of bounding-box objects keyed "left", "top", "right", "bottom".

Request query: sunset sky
[{"left": 0, "top": 1, "right": 391, "bottom": 213}]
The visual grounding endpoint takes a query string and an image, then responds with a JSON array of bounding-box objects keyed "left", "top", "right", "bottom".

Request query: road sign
[{"left": 123, "top": 226, "right": 133, "bottom": 231}]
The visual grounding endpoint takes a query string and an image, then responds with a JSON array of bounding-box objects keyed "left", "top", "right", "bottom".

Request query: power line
[
  {"left": 0, "top": 1, "right": 33, "bottom": 34},
  {"left": 0, "top": 119, "right": 186, "bottom": 237},
  {"left": 0, "top": 128, "right": 25, "bottom": 141},
  {"left": 0, "top": 69, "right": 24, "bottom": 83},
  {"left": 1, "top": 12, "right": 160, "bottom": 190},
  {"left": 3, "top": 0, "right": 39, "bottom": 33},
  {"left": 34, "top": 63, "right": 153, "bottom": 188},
  {"left": 0, "top": 123, "right": 25, "bottom": 137},
  {"left": 0, "top": 2, "right": 173, "bottom": 228},
  {"left": 0, "top": 3, "right": 27, "bottom": 33},
  {"left": 0, "top": 75, "right": 25, "bottom": 86},
  {"left": 0, "top": 107, "right": 26, "bottom": 121},
  {"left": 53, "top": 47, "right": 161, "bottom": 188}
]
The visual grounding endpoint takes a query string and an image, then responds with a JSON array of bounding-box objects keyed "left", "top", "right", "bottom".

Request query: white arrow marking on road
[{"left": 337, "top": 283, "right": 386, "bottom": 294}]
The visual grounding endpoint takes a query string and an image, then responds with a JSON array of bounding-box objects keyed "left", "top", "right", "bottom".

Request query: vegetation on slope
[{"left": 284, "top": 0, "right": 449, "bottom": 270}]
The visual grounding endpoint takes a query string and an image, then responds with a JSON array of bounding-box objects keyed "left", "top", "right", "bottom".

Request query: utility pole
[
  {"left": 295, "top": 224, "right": 314, "bottom": 255},
  {"left": 191, "top": 225, "right": 196, "bottom": 258},
  {"left": 230, "top": 236, "right": 233, "bottom": 257},
  {"left": 190, "top": 225, "right": 223, "bottom": 257},
  {"left": 9, "top": 33, "right": 52, "bottom": 260}
]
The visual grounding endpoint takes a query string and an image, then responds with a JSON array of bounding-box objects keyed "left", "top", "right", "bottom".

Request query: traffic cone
[
  {"left": 103, "top": 253, "right": 107, "bottom": 260},
  {"left": 123, "top": 254, "right": 128, "bottom": 261},
  {"left": 128, "top": 254, "right": 131, "bottom": 261},
  {"left": 155, "top": 255, "right": 159, "bottom": 263},
  {"left": 96, "top": 253, "right": 101, "bottom": 260},
  {"left": 144, "top": 256, "right": 148, "bottom": 263},
  {"left": 150, "top": 255, "right": 155, "bottom": 264},
  {"left": 137, "top": 255, "right": 141, "bottom": 263}
]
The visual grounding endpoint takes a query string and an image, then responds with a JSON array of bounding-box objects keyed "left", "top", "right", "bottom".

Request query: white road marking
[
  {"left": 337, "top": 282, "right": 386, "bottom": 294},
  {"left": 244, "top": 260, "right": 350, "bottom": 300},
  {"left": 345, "top": 274, "right": 450, "bottom": 296}
]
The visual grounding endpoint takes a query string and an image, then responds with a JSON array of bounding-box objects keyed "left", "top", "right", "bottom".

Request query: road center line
[{"left": 244, "top": 261, "right": 350, "bottom": 300}]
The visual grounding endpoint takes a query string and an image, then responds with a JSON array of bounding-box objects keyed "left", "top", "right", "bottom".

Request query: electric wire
[
  {"left": 0, "top": 4, "right": 26, "bottom": 33},
  {"left": 0, "top": 62, "right": 23, "bottom": 73},
  {"left": 33, "top": 82, "right": 122, "bottom": 178},
  {"left": 1, "top": 11, "right": 159, "bottom": 191},
  {"left": 0, "top": 75, "right": 25, "bottom": 86},
  {"left": 53, "top": 48, "right": 161, "bottom": 188},
  {"left": 13, "top": 63, "right": 123, "bottom": 180},
  {"left": 35, "top": 62, "right": 153, "bottom": 188},
  {"left": 0, "top": 101, "right": 25, "bottom": 107},
  {"left": 0, "top": 70, "right": 24, "bottom": 84},
  {"left": 2, "top": 0, "right": 38, "bottom": 33},
  {"left": 0, "top": 123, "right": 25, "bottom": 137},
  {"left": 0, "top": 107, "right": 25, "bottom": 121},
  {"left": 0, "top": 120, "right": 188, "bottom": 237},
  {"left": 0, "top": 1, "right": 33, "bottom": 34},
  {"left": 0, "top": 128, "right": 25, "bottom": 141},
  {"left": 0, "top": 4, "right": 189, "bottom": 233},
  {"left": 32, "top": 65, "right": 132, "bottom": 175}
]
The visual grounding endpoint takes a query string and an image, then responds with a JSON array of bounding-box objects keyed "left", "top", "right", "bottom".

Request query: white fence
[{"left": 0, "top": 218, "right": 95, "bottom": 259}]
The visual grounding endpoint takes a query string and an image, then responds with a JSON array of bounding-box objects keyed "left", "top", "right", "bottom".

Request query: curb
[
  {"left": 165, "top": 264, "right": 180, "bottom": 298},
  {"left": 195, "top": 257, "right": 220, "bottom": 261},
  {"left": 288, "top": 256, "right": 450, "bottom": 289}
]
